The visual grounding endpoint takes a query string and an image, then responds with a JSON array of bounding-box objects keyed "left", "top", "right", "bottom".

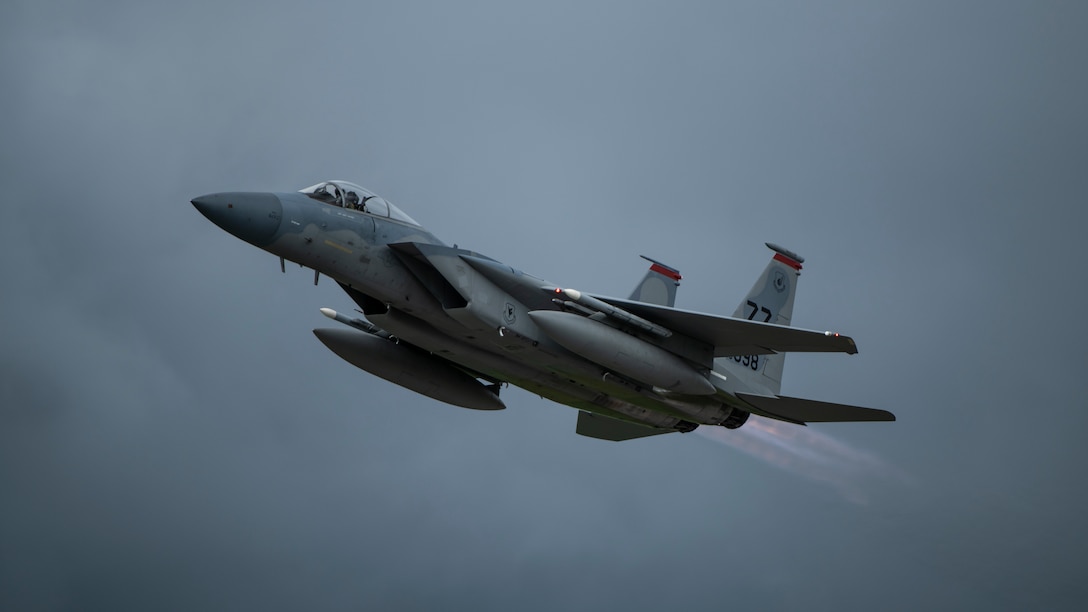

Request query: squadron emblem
[{"left": 773, "top": 270, "right": 787, "bottom": 293}]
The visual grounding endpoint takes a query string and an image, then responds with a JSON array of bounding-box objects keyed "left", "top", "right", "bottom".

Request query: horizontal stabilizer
[
  {"left": 576, "top": 411, "right": 674, "bottom": 441},
  {"left": 737, "top": 393, "right": 895, "bottom": 423}
]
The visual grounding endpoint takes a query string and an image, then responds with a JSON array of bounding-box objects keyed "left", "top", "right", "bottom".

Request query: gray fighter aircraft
[{"left": 193, "top": 180, "right": 893, "bottom": 441}]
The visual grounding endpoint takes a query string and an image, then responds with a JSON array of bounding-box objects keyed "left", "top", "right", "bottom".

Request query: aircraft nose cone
[{"left": 192, "top": 192, "right": 283, "bottom": 247}]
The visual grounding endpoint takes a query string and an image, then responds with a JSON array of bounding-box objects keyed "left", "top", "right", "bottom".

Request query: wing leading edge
[{"left": 595, "top": 295, "right": 858, "bottom": 358}]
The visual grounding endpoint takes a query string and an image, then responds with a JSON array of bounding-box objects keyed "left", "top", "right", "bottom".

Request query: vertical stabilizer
[
  {"left": 629, "top": 255, "right": 681, "bottom": 307},
  {"left": 723, "top": 243, "right": 804, "bottom": 394}
]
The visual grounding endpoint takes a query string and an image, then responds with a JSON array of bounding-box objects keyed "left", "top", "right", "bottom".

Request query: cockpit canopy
[{"left": 299, "top": 180, "right": 419, "bottom": 226}]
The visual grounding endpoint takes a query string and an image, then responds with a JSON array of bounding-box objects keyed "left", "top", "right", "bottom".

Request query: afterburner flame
[{"left": 697, "top": 417, "right": 909, "bottom": 504}]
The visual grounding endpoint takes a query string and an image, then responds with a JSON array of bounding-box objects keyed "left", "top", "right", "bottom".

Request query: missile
[
  {"left": 319, "top": 307, "right": 385, "bottom": 336},
  {"left": 555, "top": 288, "right": 672, "bottom": 338},
  {"left": 599, "top": 372, "right": 733, "bottom": 424},
  {"left": 527, "top": 310, "right": 715, "bottom": 395},
  {"left": 586, "top": 392, "right": 690, "bottom": 430},
  {"left": 313, "top": 327, "right": 505, "bottom": 410}
]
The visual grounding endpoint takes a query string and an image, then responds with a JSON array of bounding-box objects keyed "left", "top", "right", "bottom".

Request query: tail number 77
[{"left": 745, "top": 300, "right": 773, "bottom": 322}]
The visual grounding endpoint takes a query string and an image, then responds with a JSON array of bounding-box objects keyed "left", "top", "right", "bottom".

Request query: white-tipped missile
[
  {"left": 320, "top": 307, "right": 383, "bottom": 335},
  {"left": 557, "top": 288, "right": 672, "bottom": 338},
  {"left": 313, "top": 328, "right": 505, "bottom": 410},
  {"left": 528, "top": 310, "right": 715, "bottom": 395}
]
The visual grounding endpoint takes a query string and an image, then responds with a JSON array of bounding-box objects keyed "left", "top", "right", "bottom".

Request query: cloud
[{"left": 3, "top": 1, "right": 1087, "bottom": 609}]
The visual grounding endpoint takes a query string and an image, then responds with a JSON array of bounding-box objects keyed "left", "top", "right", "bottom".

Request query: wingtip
[{"left": 825, "top": 331, "right": 859, "bottom": 354}]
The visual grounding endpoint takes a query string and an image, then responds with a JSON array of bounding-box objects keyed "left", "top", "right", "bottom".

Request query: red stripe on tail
[
  {"left": 773, "top": 253, "right": 803, "bottom": 271},
  {"left": 649, "top": 263, "right": 682, "bottom": 281}
]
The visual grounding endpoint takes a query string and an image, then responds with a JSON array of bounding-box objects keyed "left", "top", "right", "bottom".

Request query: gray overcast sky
[{"left": 2, "top": 1, "right": 1087, "bottom": 610}]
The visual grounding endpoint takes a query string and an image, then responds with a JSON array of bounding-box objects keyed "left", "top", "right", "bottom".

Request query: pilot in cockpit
[{"left": 344, "top": 191, "right": 359, "bottom": 209}]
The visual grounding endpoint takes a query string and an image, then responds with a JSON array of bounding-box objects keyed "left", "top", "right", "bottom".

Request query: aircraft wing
[
  {"left": 736, "top": 393, "right": 895, "bottom": 423},
  {"left": 595, "top": 296, "right": 858, "bottom": 357}
]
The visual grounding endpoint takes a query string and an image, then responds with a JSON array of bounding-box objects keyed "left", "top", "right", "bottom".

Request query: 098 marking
[{"left": 731, "top": 354, "right": 760, "bottom": 371}]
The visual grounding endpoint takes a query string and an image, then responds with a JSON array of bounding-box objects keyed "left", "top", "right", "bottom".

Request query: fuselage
[{"left": 193, "top": 183, "right": 756, "bottom": 431}]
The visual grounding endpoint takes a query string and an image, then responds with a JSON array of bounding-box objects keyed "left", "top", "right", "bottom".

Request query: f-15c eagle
[{"left": 193, "top": 180, "right": 893, "bottom": 441}]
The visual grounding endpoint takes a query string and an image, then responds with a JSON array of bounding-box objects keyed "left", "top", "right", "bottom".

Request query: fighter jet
[{"left": 193, "top": 180, "right": 893, "bottom": 441}]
